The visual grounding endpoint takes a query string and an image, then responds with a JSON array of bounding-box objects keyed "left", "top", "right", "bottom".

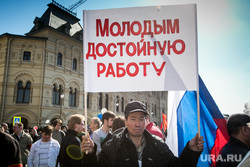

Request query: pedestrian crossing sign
[{"left": 13, "top": 116, "right": 21, "bottom": 125}]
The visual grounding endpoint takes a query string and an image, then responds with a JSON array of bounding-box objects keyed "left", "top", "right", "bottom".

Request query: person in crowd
[
  {"left": 81, "top": 101, "right": 204, "bottom": 167},
  {"left": 146, "top": 116, "right": 164, "bottom": 139},
  {"left": 30, "top": 128, "right": 40, "bottom": 143},
  {"left": 216, "top": 113, "right": 250, "bottom": 167},
  {"left": 0, "top": 125, "right": 4, "bottom": 132},
  {"left": 57, "top": 114, "right": 93, "bottom": 166},
  {"left": 28, "top": 125, "right": 60, "bottom": 167},
  {"left": 52, "top": 118, "right": 65, "bottom": 145},
  {"left": 61, "top": 125, "right": 68, "bottom": 133},
  {"left": 111, "top": 116, "right": 126, "bottom": 134},
  {"left": 24, "top": 129, "right": 29, "bottom": 134},
  {"left": 2, "top": 122, "right": 10, "bottom": 133},
  {"left": 89, "top": 117, "right": 101, "bottom": 139},
  {"left": 101, "top": 116, "right": 126, "bottom": 147},
  {"left": 92, "top": 110, "right": 116, "bottom": 154},
  {"left": 0, "top": 130, "right": 23, "bottom": 167},
  {"left": 12, "top": 122, "right": 33, "bottom": 166}
]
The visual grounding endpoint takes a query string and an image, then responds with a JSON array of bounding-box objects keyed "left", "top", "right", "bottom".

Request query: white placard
[{"left": 83, "top": 4, "right": 198, "bottom": 92}]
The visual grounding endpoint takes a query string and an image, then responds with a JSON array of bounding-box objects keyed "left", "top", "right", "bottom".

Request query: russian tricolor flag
[{"left": 166, "top": 77, "right": 229, "bottom": 167}]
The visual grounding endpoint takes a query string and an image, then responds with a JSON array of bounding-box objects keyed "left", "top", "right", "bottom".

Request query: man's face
[
  {"left": 107, "top": 117, "right": 114, "bottom": 128},
  {"left": 3, "top": 124, "right": 8, "bottom": 130},
  {"left": 54, "top": 123, "right": 61, "bottom": 131},
  {"left": 89, "top": 119, "right": 96, "bottom": 130},
  {"left": 41, "top": 132, "right": 52, "bottom": 142},
  {"left": 125, "top": 112, "right": 146, "bottom": 137},
  {"left": 13, "top": 124, "right": 22, "bottom": 134},
  {"left": 243, "top": 125, "right": 250, "bottom": 146},
  {"left": 31, "top": 129, "right": 36, "bottom": 135},
  {"left": 75, "top": 120, "right": 85, "bottom": 133}
]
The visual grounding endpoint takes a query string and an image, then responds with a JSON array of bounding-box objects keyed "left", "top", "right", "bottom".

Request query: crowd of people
[{"left": 0, "top": 101, "right": 249, "bottom": 167}]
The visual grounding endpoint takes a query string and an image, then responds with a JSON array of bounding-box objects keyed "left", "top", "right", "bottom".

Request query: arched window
[
  {"left": 52, "top": 84, "right": 61, "bottom": 105},
  {"left": 105, "top": 94, "right": 109, "bottom": 110},
  {"left": 99, "top": 93, "right": 103, "bottom": 110},
  {"left": 72, "top": 58, "right": 77, "bottom": 70},
  {"left": 57, "top": 53, "right": 62, "bottom": 66},
  {"left": 17, "top": 81, "right": 31, "bottom": 103},
  {"left": 69, "top": 88, "right": 76, "bottom": 107}
]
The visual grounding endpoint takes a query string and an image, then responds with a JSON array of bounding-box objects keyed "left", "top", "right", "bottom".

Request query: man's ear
[{"left": 241, "top": 126, "right": 248, "bottom": 136}]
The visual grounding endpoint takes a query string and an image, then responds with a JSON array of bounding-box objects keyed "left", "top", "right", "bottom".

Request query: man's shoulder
[
  {"left": 145, "top": 130, "right": 169, "bottom": 151},
  {"left": 59, "top": 130, "right": 65, "bottom": 135},
  {"left": 51, "top": 138, "right": 60, "bottom": 146},
  {"left": 22, "top": 131, "right": 32, "bottom": 139},
  {"left": 93, "top": 128, "right": 106, "bottom": 136},
  {"left": 102, "top": 132, "right": 122, "bottom": 151}
]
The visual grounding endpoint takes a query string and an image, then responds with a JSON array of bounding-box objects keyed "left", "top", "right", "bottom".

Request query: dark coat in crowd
[
  {"left": 84, "top": 127, "right": 202, "bottom": 167},
  {"left": 0, "top": 131, "right": 22, "bottom": 167},
  {"left": 216, "top": 137, "right": 250, "bottom": 167}
]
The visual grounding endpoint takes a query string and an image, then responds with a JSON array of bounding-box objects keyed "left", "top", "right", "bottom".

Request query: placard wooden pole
[
  {"left": 196, "top": 90, "right": 200, "bottom": 137},
  {"left": 84, "top": 91, "right": 88, "bottom": 154}
]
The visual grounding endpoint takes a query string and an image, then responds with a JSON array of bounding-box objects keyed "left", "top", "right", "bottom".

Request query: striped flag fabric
[{"left": 166, "top": 76, "right": 229, "bottom": 167}]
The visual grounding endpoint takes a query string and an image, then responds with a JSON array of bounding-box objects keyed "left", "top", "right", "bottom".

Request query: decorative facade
[{"left": 0, "top": 2, "right": 168, "bottom": 129}]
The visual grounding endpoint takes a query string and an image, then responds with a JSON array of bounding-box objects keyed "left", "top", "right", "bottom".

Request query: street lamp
[{"left": 60, "top": 93, "right": 64, "bottom": 119}]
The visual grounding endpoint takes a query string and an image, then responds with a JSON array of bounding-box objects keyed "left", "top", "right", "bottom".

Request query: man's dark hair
[
  {"left": 52, "top": 118, "right": 62, "bottom": 127},
  {"left": 101, "top": 110, "right": 115, "bottom": 123},
  {"left": 42, "top": 125, "right": 53, "bottom": 135},
  {"left": 227, "top": 113, "right": 250, "bottom": 136}
]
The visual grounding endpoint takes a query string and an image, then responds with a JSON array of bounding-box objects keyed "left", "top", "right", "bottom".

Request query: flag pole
[{"left": 84, "top": 91, "right": 88, "bottom": 154}]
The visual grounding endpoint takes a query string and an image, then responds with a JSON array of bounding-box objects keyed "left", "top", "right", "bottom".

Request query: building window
[
  {"left": 57, "top": 53, "right": 62, "bottom": 66},
  {"left": 105, "top": 94, "right": 109, "bottom": 109},
  {"left": 115, "top": 96, "right": 119, "bottom": 112},
  {"left": 87, "top": 93, "right": 90, "bottom": 109},
  {"left": 53, "top": 84, "right": 62, "bottom": 105},
  {"left": 72, "top": 58, "right": 77, "bottom": 70},
  {"left": 23, "top": 51, "right": 31, "bottom": 61},
  {"left": 121, "top": 97, "right": 124, "bottom": 112},
  {"left": 155, "top": 104, "right": 157, "bottom": 116},
  {"left": 99, "top": 93, "right": 102, "bottom": 110},
  {"left": 69, "top": 88, "right": 76, "bottom": 107},
  {"left": 17, "top": 81, "right": 31, "bottom": 103}
]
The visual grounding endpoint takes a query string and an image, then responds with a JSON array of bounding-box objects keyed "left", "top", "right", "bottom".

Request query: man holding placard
[{"left": 81, "top": 101, "right": 204, "bottom": 167}]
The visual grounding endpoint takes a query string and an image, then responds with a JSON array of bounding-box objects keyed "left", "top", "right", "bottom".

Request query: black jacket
[
  {"left": 0, "top": 131, "right": 22, "bottom": 166},
  {"left": 58, "top": 129, "right": 95, "bottom": 167},
  {"left": 84, "top": 127, "right": 201, "bottom": 167},
  {"left": 216, "top": 137, "right": 250, "bottom": 167}
]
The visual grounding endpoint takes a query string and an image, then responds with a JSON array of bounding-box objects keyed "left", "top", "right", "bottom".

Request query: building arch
[
  {"left": 52, "top": 75, "right": 66, "bottom": 88},
  {"left": 68, "top": 80, "right": 81, "bottom": 90},
  {"left": 46, "top": 109, "right": 66, "bottom": 124},
  {"left": 20, "top": 42, "right": 36, "bottom": 51},
  {"left": 5, "top": 108, "right": 37, "bottom": 128},
  {"left": 14, "top": 71, "right": 35, "bottom": 83}
]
